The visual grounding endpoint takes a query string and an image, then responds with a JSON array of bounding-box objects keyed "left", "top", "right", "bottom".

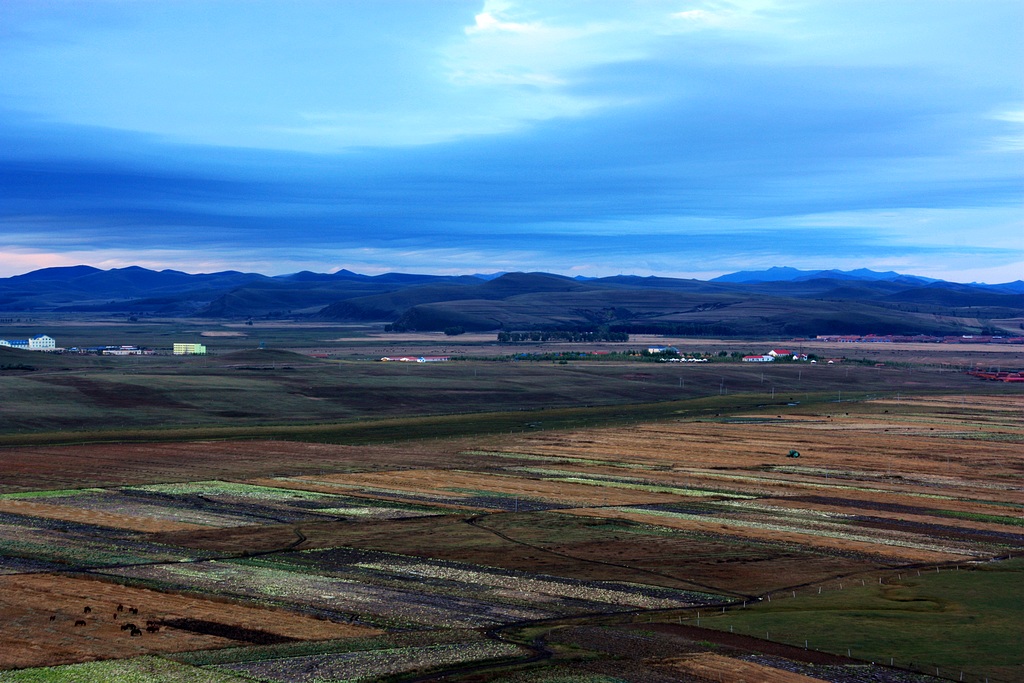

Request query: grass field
[
  {"left": 2, "top": 327, "right": 1017, "bottom": 439},
  {"left": 687, "top": 558, "right": 1024, "bottom": 682},
  {"left": 0, "top": 328, "right": 1020, "bottom": 682}
]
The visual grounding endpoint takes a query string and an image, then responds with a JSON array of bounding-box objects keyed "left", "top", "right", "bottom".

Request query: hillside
[{"left": 1, "top": 265, "right": 1021, "bottom": 337}]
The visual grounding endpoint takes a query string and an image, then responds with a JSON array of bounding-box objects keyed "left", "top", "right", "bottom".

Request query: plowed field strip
[
  {"left": 0, "top": 573, "right": 379, "bottom": 670},
  {"left": 561, "top": 508, "right": 973, "bottom": 563},
  {"left": 655, "top": 652, "right": 827, "bottom": 682},
  {"left": 465, "top": 515, "right": 743, "bottom": 599},
  {"left": 274, "top": 469, "right": 682, "bottom": 507},
  {"left": 0, "top": 499, "right": 206, "bottom": 533}
]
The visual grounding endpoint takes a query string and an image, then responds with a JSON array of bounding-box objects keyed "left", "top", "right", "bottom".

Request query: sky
[{"left": 0, "top": 1, "right": 1022, "bottom": 283}]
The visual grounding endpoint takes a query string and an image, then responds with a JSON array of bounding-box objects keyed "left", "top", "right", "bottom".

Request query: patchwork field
[{"left": 0, "top": 372, "right": 1019, "bottom": 681}]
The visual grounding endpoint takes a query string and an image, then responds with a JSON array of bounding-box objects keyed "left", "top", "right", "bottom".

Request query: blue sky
[{"left": 1, "top": 1, "right": 1021, "bottom": 282}]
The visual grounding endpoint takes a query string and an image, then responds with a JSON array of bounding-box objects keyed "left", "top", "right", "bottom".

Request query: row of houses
[
  {"left": 742, "top": 348, "right": 811, "bottom": 363},
  {"left": 68, "top": 345, "right": 152, "bottom": 356},
  {"left": 2, "top": 334, "right": 207, "bottom": 356},
  {"left": 0, "top": 334, "right": 56, "bottom": 351}
]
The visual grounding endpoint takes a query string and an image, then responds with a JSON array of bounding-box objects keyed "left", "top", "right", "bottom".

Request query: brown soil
[
  {"left": 654, "top": 652, "right": 828, "bottom": 681},
  {"left": 0, "top": 573, "right": 379, "bottom": 670},
  {"left": 0, "top": 440, "right": 478, "bottom": 493},
  {"left": 562, "top": 508, "right": 969, "bottom": 563},
  {"left": 277, "top": 468, "right": 682, "bottom": 507},
  {"left": 0, "top": 498, "right": 205, "bottom": 533},
  {"left": 638, "top": 623, "right": 859, "bottom": 666}
]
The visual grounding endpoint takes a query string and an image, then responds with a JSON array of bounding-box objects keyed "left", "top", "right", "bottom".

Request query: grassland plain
[
  {"left": 0, "top": 330, "right": 1020, "bottom": 682},
  {"left": 2, "top": 326, "right": 1018, "bottom": 439},
  {"left": 686, "top": 558, "right": 1024, "bottom": 683}
]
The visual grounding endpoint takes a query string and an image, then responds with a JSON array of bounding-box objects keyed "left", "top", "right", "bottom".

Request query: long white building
[{"left": 0, "top": 334, "right": 56, "bottom": 351}]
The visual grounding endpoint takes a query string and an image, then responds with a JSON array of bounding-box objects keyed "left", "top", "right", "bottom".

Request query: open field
[
  {"left": 681, "top": 558, "right": 1024, "bottom": 683},
  {"left": 0, "top": 572, "right": 377, "bottom": 670},
  {"left": 0, "top": 327, "right": 1020, "bottom": 681}
]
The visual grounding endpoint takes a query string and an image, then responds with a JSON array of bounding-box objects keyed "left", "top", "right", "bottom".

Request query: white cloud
[
  {"left": 668, "top": 1, "right": 782, "bottom": 33},
  {"left": 987, "top": 107, "right": 1024, "bottom": 152},
  {"left": 464, "top": 0, "right": 535, "bottom": 32},
  {"left": 440, "top": 1, "right": 656, "bottom": 130},
  {"left": 672, "top": 9, "right": 729, "bottom": 25}
]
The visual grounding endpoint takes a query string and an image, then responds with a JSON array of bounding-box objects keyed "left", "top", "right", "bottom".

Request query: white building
[
  {"left": 173, "top": 342, "right": 207, "bottom": 355},
  {"left": 28, "top": 335, "right": 55, "bottom": 350},
  {"left": 0, "top": 334, "right": 55, "bottom": 351}
]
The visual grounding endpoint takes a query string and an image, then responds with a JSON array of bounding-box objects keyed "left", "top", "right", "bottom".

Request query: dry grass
[
  {"left": 277, "top": 469, "right": 681, "bottom": 507},
  {"left": 0, "top": 573, "right": 379, "bottom": 670},
  {"left": 654, "top": 652, "right": 827, "bottom": 682},
  {"left": 0, "top": 499, "right": 206, "bottom": 533},
  {"left": 561, "top": 508, "right": 968, "bottom": 563}
]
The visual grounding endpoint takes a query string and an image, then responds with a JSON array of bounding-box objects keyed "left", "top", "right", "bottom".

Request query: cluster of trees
[{"left": 497, "top": 329, "right": 629, "bottom": 343}]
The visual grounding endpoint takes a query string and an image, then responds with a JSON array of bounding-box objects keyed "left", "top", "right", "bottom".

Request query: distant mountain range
[
  {"left": 711, "top": 266, "right": 939, "bottom": 285},
  {"left": 1, "top": 265, "right": 1021, "bottom": 337}
]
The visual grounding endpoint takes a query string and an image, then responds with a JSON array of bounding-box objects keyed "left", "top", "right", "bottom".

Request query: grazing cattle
[
  {"left": 130, "top": 628, "right": 142, "bottom": 637},
  {"left": 113, "top": 613, "right": 118, "bottom": 619},
  {"left": 128, "top": 607, "right": 138, "bottom": 615},
  {"left": 146, "top": 625, "right": 160, "bottom": 633},
  {"left": 117, "top": 603, "right": 124, "bottom": 612},
  {"left": 120, "top": 622, "right": 137, "bottom": 631},
  {"left": 49, "top": 615, "right": 56, "bottom": 622},
  {"left": 74, "top": 620, "right": 86, "bottom": 627},
  {"left": 83, "top": 606, "right": 91, "bottom": 614}
]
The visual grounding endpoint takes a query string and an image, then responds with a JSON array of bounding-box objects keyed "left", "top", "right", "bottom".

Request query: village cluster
[
  {"left": 739, "top": 348, "right": 812, "bottom": 363},
  {"left": 0, "top": 335, "right": 207, "bottom": 356},
  {"left": 648, "top": 346, "right": 815, "bottom": 363}
]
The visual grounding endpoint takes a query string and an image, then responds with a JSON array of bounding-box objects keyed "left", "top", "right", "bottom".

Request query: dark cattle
[
  {"left": 128, "top": 607, "right": 138, "bottom": 615},
  {"left": 130, "top": 628, "right": 142, "bottom": 637},
  {"left": 146, "top": 625, "right": 160, "bottom": 633},
  {"left": 83, "top": 606, "right": 91, "bottom": 614},
  {"left": 117, "top": 603, "right": 124, "bottom": 612},
  {"left": 120, "top": 622, "right": 137, "bottom": 631},
  {"left": 74, "top": 620, "right": 86, "bottom": 627},
  {"left": 113, "top": 613, "right": 118, "bottom": 619},
  {"left": 49, "top": 615, "right": 56, "bottom": 622}
]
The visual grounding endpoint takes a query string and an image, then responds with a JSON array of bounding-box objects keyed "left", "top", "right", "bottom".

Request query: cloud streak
[{"left": 0, "top": 1, "right": 1020, "bottom": 282}]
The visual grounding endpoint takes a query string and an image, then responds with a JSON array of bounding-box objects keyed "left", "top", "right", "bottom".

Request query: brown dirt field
[
  {"left": 0, "top": 498, "right": 206, "bottom": 533},
  {"left": 561, "top": 508, "right": 972, "bottom": 563},
  {"left": 506, "top": 415, "right": 1023, "bottom": 487},
  {"left": 275, "top": 469, "right": 683, "bottom": 507},
  {"left": 0, "top": 440, "right": 476, "bottom": 493},
  {"left": 756, "top": 496, "right": 1022, "bottom": 535},
  {"left": 636, "top": 623, "right": 860, "bottom": 666},
  {"left": 0, "top": 573, "right": 380, "bottom": 670},
  {"left": 473, "top": 513, "right": 884, "bottom": 595},
  {"left": 152, "top": 512, "right": 886, "bottom": 596},
  {"left": 654, "top": 652, "right": 827, "bottom": 682}
]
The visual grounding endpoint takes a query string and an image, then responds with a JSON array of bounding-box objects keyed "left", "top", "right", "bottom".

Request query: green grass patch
[
  {"left": 0, "top": 488, "right": 106, "bottom": 499},
  {"left": 695, "top": 558, "right": 1024, "bottom": 678},
  {"left": 0, "top": 656, "right": 248, "bottom": 682},
  {"left": 168, "top": 631, "right": 478, "bottom": 666},
  {"left": 933, "top": 509, "right": 1024, "bottom": 527}
]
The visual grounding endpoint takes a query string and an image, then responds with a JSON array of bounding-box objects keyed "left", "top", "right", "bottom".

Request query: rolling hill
[{"left": 1, "top": 265, "right": 1021, "bottom": 337}]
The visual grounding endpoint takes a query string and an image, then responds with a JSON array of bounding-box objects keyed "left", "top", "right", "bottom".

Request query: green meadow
[{"left": 693, "top": 558, "right": 1024, "bottom": 682}]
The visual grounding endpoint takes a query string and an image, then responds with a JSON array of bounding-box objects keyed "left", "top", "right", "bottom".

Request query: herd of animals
[{"left": 56, "top": 603, "right": 161, "bottom": 637}]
